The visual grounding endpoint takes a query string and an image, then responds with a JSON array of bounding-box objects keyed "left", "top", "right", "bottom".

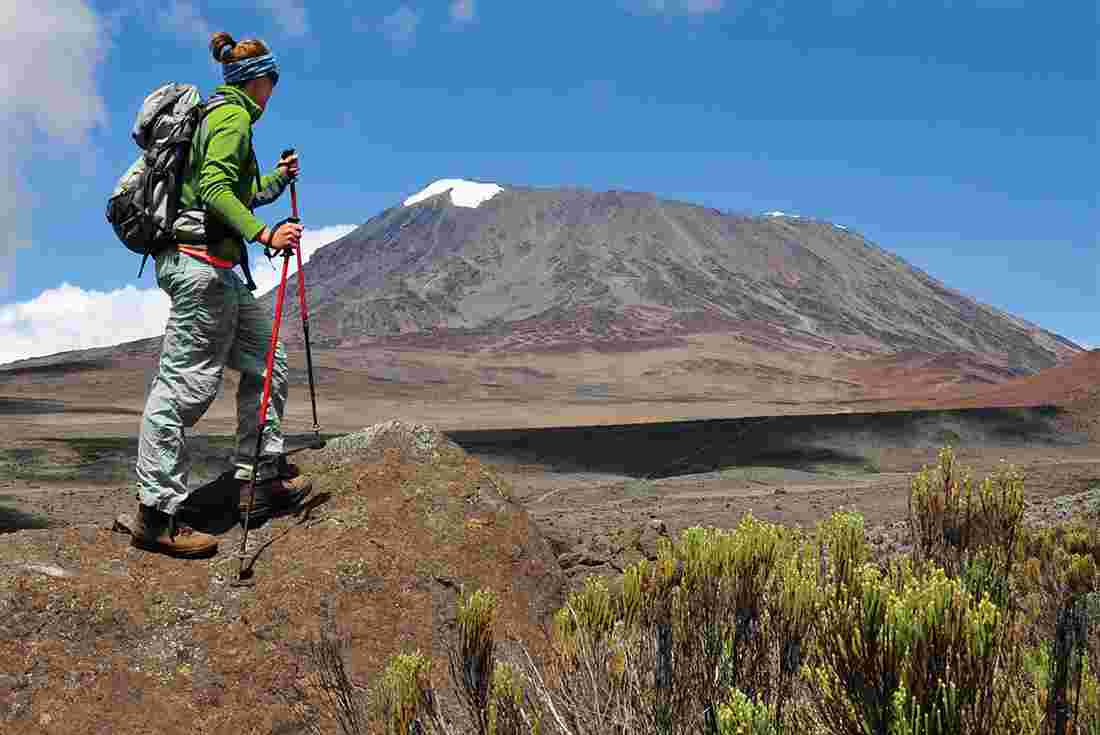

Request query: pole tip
[{"left": 231, "top": 565, "right": 256, "bottom": 587}]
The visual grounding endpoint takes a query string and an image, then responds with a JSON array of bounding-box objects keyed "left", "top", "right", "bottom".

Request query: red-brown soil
[{"left": 927, "top": 349, "right": 1100, "bottom": 420}]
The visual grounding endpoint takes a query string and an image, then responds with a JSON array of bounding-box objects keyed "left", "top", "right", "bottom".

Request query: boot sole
[{"left": 131, "top": 537, "right": 218, "bottom": 559}]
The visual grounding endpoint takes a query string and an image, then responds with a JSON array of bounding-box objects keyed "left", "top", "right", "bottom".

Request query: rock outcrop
[{"left": 0, "top": 422, "right": 564, "bottom": 732}]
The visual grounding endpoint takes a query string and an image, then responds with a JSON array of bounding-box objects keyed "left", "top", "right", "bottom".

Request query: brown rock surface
[{"left": 0, "top": 422, "right": 564, "bottom": 733}]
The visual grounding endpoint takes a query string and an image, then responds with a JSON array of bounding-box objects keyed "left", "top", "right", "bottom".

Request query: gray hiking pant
[{"left": 136, "top": 252, "right": 286, "bottom": 514}]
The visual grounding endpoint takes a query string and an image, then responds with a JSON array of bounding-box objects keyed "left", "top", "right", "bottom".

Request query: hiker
[{"left": 131, "top": 32, "right": 312, "bottom": 557}]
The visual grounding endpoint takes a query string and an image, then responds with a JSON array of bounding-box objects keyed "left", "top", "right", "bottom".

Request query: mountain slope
[{"left": 274, "top": 182, "right": 1078, "bottom": 374}]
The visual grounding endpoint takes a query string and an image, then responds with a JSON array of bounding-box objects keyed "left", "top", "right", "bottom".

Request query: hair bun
[{"left": 209, "top": 31, "right": 236, "bottom": 63}]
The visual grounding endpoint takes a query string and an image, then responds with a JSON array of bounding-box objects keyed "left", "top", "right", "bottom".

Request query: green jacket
[{"left": 178, "top": 85, "right": 290, "bottom": 264}]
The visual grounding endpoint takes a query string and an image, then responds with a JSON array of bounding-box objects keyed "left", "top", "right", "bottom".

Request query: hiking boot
[
  {"left": 131, "top": 503, "right": 218, "bottom": 558},
  {"left": 237, "top": 474, "right": 313, "bottom": 524}
]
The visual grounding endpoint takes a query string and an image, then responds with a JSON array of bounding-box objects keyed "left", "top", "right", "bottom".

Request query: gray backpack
[{"left": 106, "top": 83, "right": 233, "bottom": 276}]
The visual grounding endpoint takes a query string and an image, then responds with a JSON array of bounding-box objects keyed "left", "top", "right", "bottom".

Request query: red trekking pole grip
[{"left": 280, "top": 148, "right": 299, "bottom": 221}]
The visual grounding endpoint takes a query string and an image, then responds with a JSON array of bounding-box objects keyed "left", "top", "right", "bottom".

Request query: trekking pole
[
  {"left": 235, "top": 244, "right": 293, "bottom": 586},
  {"left": 281, "top": 148, "right": 324, "bottom": 450}
]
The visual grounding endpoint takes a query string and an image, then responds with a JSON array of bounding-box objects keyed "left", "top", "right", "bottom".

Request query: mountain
[{"left": 272, "top": 180, "right": 1079, "bottom": 375}]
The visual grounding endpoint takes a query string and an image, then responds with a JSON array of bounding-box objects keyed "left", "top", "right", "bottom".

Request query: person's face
[{"left": 243, "top": 74, "right": 276, "bottom": 113}]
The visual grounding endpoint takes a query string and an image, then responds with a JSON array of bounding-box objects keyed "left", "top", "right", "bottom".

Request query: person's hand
[
  {"left": 277, "top": 151, "right": 299, "bottom": 180},
  {"left": 258, "top": 221, "right": 303, "bottom": 251}
]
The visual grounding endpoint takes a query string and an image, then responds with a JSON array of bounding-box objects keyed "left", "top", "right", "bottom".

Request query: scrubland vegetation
[{"left": 303, "top": 447, "right": 1099, "bottom": 735}]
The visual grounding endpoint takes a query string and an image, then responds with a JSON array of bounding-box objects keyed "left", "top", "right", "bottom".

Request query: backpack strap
[
  {"left": 239, "top": 252, "right": 258, "bottom": 291},
  {"left": 244, "top": 140, "right": 262, "bottom": 292},
  {"left": 202, "top": 93, "right": 231, "bottom": 118}
]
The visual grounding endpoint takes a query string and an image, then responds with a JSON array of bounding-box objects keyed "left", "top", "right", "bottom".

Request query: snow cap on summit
[{"left": 403, "top": 179, "right": 504, "bottom": 209}]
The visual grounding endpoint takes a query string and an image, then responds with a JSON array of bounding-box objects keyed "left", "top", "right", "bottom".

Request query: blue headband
[{"left": 223, "top": 53, "right": 280, "bottom": 86}]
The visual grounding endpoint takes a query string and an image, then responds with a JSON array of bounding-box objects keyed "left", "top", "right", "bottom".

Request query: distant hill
[{"left": 268, "top": 180, "right": 1079, "bottom": 374}]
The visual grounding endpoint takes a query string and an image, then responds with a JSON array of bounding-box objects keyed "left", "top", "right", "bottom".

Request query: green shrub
[
  {"left": 807, "top": 559, "right": 908, "bottom": 735},
  {"left": 959, "top": 548, "right": 1011, "bottom": 608},
  {"left": 452, "top": 588, "right": 500, "bottom": 735},
  {"left": 817, "top": 510, "right": 869, "bottom": 595},
  {"left": 293, "top": 445, "right": 1100, "bottom": 735},
  {"left": 718, "top": 688, "right": 778, "bottom": 735},
  {"left": 546, "top": 517, "right": 814, "bottom": 734},
  {"left": 1004, "top": 644, "right": 1100, "bottom": 735},
  {"left": 490, "top": 662, "right": 540, "bottom": 735},
  {"left": 907, "top": 448, "right": 1024, "bottom": 579},
  {"left": 378, "top": 651, "right": 437, "bottom": 735},
  {"left": 808, "top": 533, "right": 1026, "bottom": 735}
]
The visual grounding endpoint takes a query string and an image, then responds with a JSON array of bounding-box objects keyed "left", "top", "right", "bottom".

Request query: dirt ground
[{"left": 452, "top": 411, "right": 1099, "bottom": 573}]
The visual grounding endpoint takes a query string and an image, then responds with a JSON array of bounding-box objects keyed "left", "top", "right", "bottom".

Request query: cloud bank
[{"left": 0, "top": 226, "right": 356, "bottom": 365}]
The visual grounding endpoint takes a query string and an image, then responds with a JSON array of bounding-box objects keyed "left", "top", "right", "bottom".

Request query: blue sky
[{"left": 0, "top": 0, "right": 1095, "bottom": 363}]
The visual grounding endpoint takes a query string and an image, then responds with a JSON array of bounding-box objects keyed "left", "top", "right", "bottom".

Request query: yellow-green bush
[
  {"left": 548, "top": 517, "right": 815, "bottom": 733},
  {"left": 453, "top": 587, "right": 500, "bottom": 735},
  {"left": 490, "top": 662, "right": 540, "bottom": 735},
  {"left": 718, "top": 688, "right": 778, "bottom": 735},
  {"left": 300, "top": 446, "right": 1100, "bottom": 735},
  {"left": 908, "top": 448, "right": 1024, "bottom": 575},
  {"left": 378, "top": 651, "right": 436, "bottom": 735}
]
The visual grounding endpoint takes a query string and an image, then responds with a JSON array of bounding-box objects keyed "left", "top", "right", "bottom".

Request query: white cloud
[
  {"left": 160, "top": 1, "right": 214, "bottom": 41},
  {"left": 450, "top": 0, "right": 477, "bottom": 23},
  {"left": 381, "top": 5, "right": 422, "bottom": 46},
  {"left": 255, "top": 0, "right": 311, "bottom": 37},
  {"left": 0, "top": 0, "right": 107, "bottom": 290},
  {"left": 107, "top": 1, "right": 212, "bottom": 43},
  {"left": 0, "top": 226, "right": 356, "bottom": 365},
  {"left": 0, "top": 283, "right": 169, "bottom": 365}
]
